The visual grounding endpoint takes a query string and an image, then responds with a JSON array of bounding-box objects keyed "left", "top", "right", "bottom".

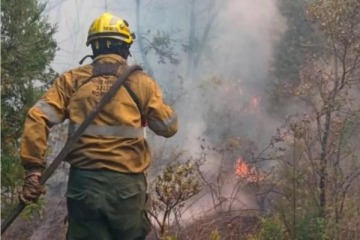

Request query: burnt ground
[
  {"left": 2, "top": 178, "right": 262, "bottom": 240},
  {"left": 2, "top": 178, "right": 69, "bottom": 240},
  {"left": 3, "top": 205, "right": 262, "bottom": 240},
  {"left": 169, "top": 210, "right": 262, "bottom": 240}
]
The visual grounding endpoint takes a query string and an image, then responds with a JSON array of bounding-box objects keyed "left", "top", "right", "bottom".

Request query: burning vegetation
[{"left": 235, "top": 157, "right": 265, "bottom": 183}]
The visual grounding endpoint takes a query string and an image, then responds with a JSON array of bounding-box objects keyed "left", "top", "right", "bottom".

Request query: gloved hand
[{"left": 19, "top": 170, "right": 45, "bottom": 204}]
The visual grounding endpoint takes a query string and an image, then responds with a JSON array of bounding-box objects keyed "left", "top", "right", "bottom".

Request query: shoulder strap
[
  {"left": 92, "top": 62, "right": 120, "bottom": 77},
  {"left": 74, "top": 64, "right": 142, "bottom": 137},
  {"left": 75, "top": 62, "right": 145, "bottom": 123},
  {"left": 75, "top": 62, "right": 121, "bottom": 90},
  {"left": 123, "top": 82, "right": 145, "bottom": 120}
]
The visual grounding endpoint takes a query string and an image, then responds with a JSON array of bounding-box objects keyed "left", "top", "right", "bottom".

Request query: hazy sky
[{"left": 44, "top": 0, "right": 284, "bottom": 75}]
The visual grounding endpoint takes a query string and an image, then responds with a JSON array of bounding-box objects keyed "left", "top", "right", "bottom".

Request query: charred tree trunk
[
  {"left": 319, "top": 52, "right": 341, "bottom": 218},
  {"left": 319, "top": 111, "right": 331, "bottom": 218}
]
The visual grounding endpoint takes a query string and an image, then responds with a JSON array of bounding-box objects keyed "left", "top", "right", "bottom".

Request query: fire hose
[{"left": 1, "top": 64, "right": 142, "bottom": 235}]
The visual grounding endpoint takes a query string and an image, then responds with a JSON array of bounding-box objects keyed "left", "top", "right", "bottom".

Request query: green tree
[
  {"left": 1, "top": 0, "right": 57, "bottom": 216},
  {"left": 269, "top": 0, "right": 324, "bottom": 113}
]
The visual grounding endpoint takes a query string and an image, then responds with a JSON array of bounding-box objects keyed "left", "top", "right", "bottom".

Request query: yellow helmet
[{"left": 86, "top": 12, "right": 135, "bottom": 46}]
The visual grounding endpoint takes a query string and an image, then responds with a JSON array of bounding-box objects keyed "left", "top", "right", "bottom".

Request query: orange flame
[
  {"left": 235, "top": 157, "right": 263, "bottom": 183},
  {"left": 235, "top": 158, "right": 250, "bottom": 177}
]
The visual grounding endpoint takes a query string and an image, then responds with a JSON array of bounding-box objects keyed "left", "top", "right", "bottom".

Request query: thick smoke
[{"left": 19, "top": 1, "right": 286, "bottom": 238}]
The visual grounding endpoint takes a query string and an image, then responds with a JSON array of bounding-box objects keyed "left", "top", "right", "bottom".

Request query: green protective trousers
[{"left": 66, "top": 167, "right": 151, "bottom": 240}]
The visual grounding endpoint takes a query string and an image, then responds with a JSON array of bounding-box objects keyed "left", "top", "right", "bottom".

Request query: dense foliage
[
  {"left": 1, "top": 0, "right": 57, "bottom": 216},
  {"left": 261, "top": 0, "right": 360, "bottom": 239}
]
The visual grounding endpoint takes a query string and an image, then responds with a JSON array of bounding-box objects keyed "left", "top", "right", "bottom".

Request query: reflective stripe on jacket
[{"left": 20, "top": 54, "right": 178, "bottom": 173}]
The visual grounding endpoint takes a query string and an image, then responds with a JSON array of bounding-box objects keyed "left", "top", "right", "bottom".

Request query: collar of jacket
[{"left": 93, "top": 54, "right": 127, "bottom": 65}]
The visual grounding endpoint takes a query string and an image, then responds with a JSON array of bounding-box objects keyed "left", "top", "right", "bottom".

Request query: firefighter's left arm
[{"left": 20, "top": 73, "right": 72, "bottom": 171}]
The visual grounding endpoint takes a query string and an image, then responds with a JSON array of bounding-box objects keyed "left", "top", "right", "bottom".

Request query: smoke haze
[
  {"left": 20, "top": 1, "right": 287, "bottom": 238},
  {"left": 44, "top": 0, "right": 285, "bottom": 200}
]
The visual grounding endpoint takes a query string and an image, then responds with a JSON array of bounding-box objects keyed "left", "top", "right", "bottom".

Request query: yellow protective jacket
[{"left": 20, "top": 54, "right": 178, "bottom": 173}]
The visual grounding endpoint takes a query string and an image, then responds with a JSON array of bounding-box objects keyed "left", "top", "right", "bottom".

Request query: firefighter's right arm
[
  {"left": 145, "top": 79, "right": 178, "bottom": 138},
  {"left": 20, "top": 73, "right": 72, "bottom": 170}
]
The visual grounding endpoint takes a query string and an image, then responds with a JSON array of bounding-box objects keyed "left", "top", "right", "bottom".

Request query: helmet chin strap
[{"left": 79, "top": 55, "right": 94, "bottom": 65}]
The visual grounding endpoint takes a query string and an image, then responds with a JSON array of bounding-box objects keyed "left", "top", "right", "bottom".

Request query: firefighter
[{"left": 19, "top": 12, "right": 178, "bottom": 240}]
